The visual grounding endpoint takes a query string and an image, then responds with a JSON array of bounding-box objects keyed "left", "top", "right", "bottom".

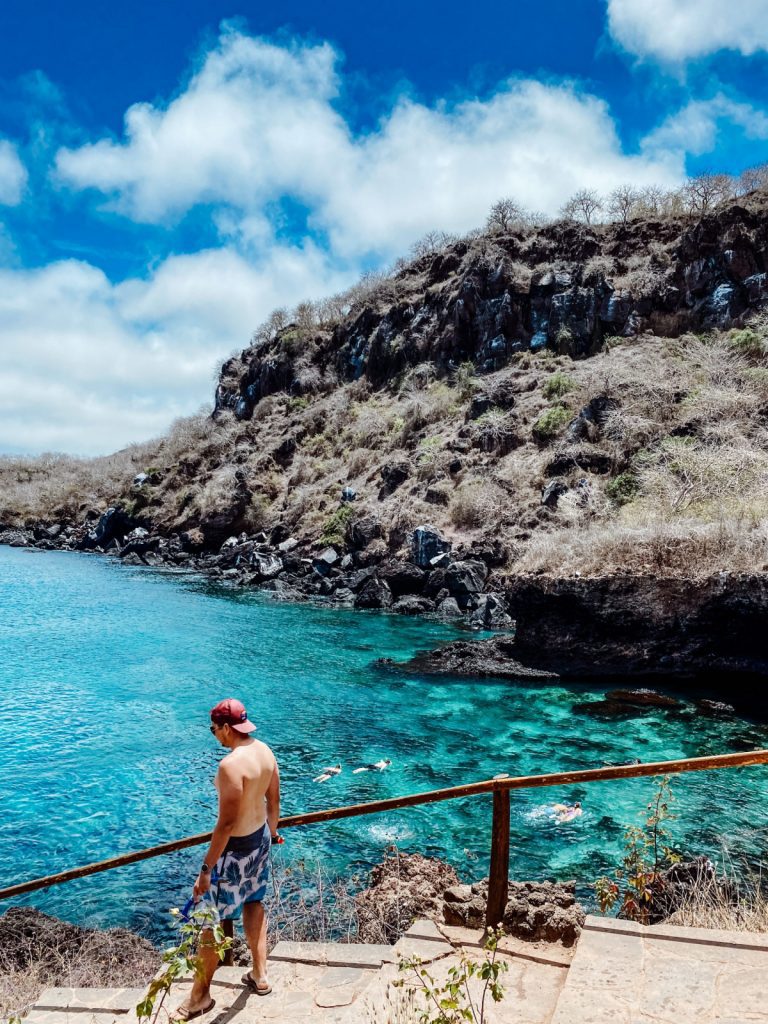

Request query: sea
[{"left": 2, "top": 545, "right": 767, "bottom": 941}]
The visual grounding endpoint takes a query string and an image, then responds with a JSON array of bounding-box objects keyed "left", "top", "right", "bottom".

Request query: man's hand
[{"left": 193, "top": 871, "right": 211, "bottom": 901}]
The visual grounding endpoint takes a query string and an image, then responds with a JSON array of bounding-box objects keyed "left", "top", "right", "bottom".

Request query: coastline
[{"left": 5, "top": 533, "right": 768, "bottom": 705}]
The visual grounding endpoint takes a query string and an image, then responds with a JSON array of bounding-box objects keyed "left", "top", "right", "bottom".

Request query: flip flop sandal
[
  {"left": 242, "top": 972, "right": 272, "bottom": 996},
  {"left": 170, "top": 998, "right": 216, "bottom": 1021}
]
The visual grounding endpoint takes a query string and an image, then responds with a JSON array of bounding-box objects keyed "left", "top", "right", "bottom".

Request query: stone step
[
  {"left": 268, "top": 940, "right": 395, "bottom": 969},
  {"left": 23, "top": 986, "right": 147, "bottom": 1023},
  {"left": 550, "top": 915, "right": 768, "bottom": 1024},
  {"left": 356, "top": 919, "right": 570, "bottom": 1024}
]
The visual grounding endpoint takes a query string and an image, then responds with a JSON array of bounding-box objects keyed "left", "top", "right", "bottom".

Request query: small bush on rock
[
  {"left": 321, "top": 505, "right": 354, "bottom": 546},
  {"left": 543, "top": 372, "right": 576, "bottom": 399},
  {"left": 606, "top": 471, "right": 640, "bottom": 507},
  {"left": 532, "top": 405, "right": 570, "bottom": 442}
]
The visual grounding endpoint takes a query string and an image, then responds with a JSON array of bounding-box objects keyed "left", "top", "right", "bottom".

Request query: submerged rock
[{"left": 606, "top": 689, "right": 682, "bottom": 708}]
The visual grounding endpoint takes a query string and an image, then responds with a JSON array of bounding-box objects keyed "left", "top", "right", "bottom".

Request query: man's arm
[
  {"left": 195, "top": 761, "right": 242, "bottom": 895},
  {"left": 266, "top": 760, "right": 280, "bottom": 838}
]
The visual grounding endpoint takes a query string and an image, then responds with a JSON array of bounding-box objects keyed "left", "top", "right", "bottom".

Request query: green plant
[
  {"left": 532, "top": 405, "right": 570, "bottom": 442},
  {"left": 396, "top": 926, "right": 508, "bottom": 1023},
  {"left": 287, "top": 396, "right": 310, "bottom": 412},
  {"left": 452, "top": 362, "right": 479, "bottom": 400},
  {"left": 554, "top": 325, "right": 574, "bottom": 353},
  {"left": 605, "top": 471, "right": 640, "bottom": 507},
  {"left": 728, "top": 328, "right": 766, "bottom": 357},
  {"left": 136, "top": 903, "right": 231, "bottom": 1023},
  {"left": 595, "top": 777, "right": 681, "bottom": 924},
  {"left": 543, "top": 371, "right": 576, "bottom": 400},
  {"left": 320, "top": 504, "right": 354, "bottom": 546}
]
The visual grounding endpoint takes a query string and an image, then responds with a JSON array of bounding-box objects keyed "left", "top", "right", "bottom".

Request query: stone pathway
[
  {"left": 22, "top": 914, "right": 768, "bottom": 1024},
  {"left": 550, "top": 916, "right": 768, "bottom": 1024}
]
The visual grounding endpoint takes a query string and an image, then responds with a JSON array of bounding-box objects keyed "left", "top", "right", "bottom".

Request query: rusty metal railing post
[
  {"left": 222, "top": 920, "right": 234, "bottom": 965},
  {"left": 485, "top": 774, "right": 510, "bottom": 930}
]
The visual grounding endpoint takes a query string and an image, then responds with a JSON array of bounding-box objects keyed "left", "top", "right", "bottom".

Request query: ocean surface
[{"left": 2, "top": 545, "right": 767, "bottom": 941}]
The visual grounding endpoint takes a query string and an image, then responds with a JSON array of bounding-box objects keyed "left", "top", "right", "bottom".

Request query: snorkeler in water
[
  {"left": 352, "top": 759, "right": 392, "bottom": 774},
  {"left": 313, "top": 764, "right": 342, "bottom": 783},
  {"left": 551, "top": 801, "right": 582, "bottom": 823}
]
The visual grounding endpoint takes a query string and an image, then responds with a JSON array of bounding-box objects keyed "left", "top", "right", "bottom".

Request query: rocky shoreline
[{"left": 5, "top": 512, "right": 768, "bottom": 699}]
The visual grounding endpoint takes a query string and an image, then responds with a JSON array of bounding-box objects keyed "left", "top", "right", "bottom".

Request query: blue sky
[{"left": 1, "top": 0, "right": 768, "bottom": 455}]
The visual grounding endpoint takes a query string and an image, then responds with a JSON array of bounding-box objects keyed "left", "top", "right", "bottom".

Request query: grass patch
[{"left": 542, "top": 371, "right": 576, "bottom": 399}]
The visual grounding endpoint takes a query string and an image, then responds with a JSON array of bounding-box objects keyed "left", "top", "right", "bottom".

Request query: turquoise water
[{"left": 2, "top": 546, "right": 767, "bottom": 941}]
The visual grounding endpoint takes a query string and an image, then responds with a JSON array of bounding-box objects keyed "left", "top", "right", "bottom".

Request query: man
[{"left": 173, "top": 698, "right": 281, "bottom": 1021}]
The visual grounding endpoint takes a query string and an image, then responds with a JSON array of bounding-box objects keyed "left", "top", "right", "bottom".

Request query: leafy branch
[
  {"left": 136, "top": 903, "right": 231, "bottom": 1024},
  {"left": 396, "top": 926, "right": 508, "bottom": 1024},
  {"left": 595, "top": 776, "right": 681, "bottom": 924}
]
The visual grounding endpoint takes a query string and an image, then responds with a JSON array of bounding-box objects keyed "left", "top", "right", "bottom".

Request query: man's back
[{"left": 216, "top": 737, "right": 276, "bottom": 835}]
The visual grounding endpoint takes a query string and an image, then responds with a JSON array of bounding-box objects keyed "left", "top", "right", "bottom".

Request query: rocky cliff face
[
  {"left": 216, "top": 202, "right": 768, "bottom": 419},
  {"left": 406, "top": 572, "right": 768, "bottom": 694},
  {"left": 3, "top": 198, "right": 768, "bottom": 690}
]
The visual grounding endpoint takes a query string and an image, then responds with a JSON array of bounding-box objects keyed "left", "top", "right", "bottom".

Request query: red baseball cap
[{"left": 210, "top": 698, "right": 256, "bottom": 734}]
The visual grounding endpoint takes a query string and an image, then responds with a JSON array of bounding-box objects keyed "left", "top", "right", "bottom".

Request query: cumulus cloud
[
  {"left": 0, "top": 244, "right": 352, "bottom": 455},
  {"left": 56, "top": 27, "right": 684, "bottom": 260},
  {"left": 12, "top": 25, "right": 765, "bottom": 455},
  {"left": 0, "top": 140, "right": 27, "bottom": 205},
  {"left": 643, "top": 94, "right": 768, "bottom": 158},
  {"left": 607, "top": 0, "right": 768, "bottom": 62}
]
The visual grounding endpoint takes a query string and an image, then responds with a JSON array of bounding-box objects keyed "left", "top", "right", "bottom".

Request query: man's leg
[
  {"left": 172, "top": 927, "right": 219, "bottom": 1018},
  {"left": 242, "top": 901, "right": 269, "bottom": 986}
]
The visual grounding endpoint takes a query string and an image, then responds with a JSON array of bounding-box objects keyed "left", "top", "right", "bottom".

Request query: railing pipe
[{"left": 1, "top": 749, "right": 767, "bottom": 904}]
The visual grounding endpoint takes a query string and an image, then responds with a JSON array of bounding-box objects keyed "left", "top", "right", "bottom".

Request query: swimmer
[
  {"left": 313, "top": 764, "right": 342, "bottom": 783},
  {"left": 352, "top": 759, "right": 392, "bottom": 774},
  {"left": 552, "top": 801, "right": 582, "bottom": 823}
]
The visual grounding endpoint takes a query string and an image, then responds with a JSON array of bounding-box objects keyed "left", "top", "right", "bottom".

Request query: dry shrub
[
  {"left": 348, "top": 403, "right": 391, "bottom": 447},
  {"left": 400, "top": 384, "right": 456, "bottom": 441},
  {"left": 0, "top": 910, "right": 159, "bottom": 1022},
  {"left": 346, "top": 447, "right": 373, "bottom": 478},
  {"left": 667, "top": 855, "right": 768, "bottom": 933},
  {"left": 197, "top": 466, "right": 241, "bottom": 516},
  {"left": 634, "top": 438, "right": 768, "bottom": 520},
  {"left": 517, "top": 518, "right": 768, "bottom": 576},
  {"left": 0, "top": 443, "right": 156, "bottom": 526},
  {"left": 449, "top": 480, "right": 507, "bottom": 530}
]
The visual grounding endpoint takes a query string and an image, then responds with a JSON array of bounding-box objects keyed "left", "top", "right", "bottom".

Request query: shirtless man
[{"left": 173, "top": 698, "right": 280, "bottom": 1021}]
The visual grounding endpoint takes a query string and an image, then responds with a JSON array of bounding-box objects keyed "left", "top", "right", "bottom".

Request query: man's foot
[
  {"left": 169, "top": 997, "right": 216, "bottom": 1021},
  {"left": 242, "top": 971, "right": 272, "bottom": 995}
]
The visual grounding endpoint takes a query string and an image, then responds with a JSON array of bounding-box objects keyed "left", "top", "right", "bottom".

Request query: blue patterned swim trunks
[{"left": 211, "top": 824, "right": 271, "bottom": 920}]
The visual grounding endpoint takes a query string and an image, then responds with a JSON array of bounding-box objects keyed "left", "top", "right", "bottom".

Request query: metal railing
[{"left": 3, "top": 749, "right": 768, "bottom": 932}]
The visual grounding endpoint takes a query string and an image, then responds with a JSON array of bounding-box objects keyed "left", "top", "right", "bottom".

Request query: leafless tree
[
  {"left": 608, "top": 185, "right": 642, "bottom": 225},
  {"left": 561, "top": 188, "right": 604, "bottom": 224},
  {"left": 293, "top": 301, "right": 318, "bottom": 333},
  {"left": 410, "top": 230, "right": 457, "bottom": 259},
  {"left": 252, "top": 307, "right": 289, "bottom": 346},
  {"left": 680, "top": 173, "right": 734, "bottom": 215},
  {"left": 634, "top": 185, "right": 666, "bottom": 218},
  {"left": 737, "top": 163, "right": 768, "bottom": 196},
  {"left": 485, "top": 197, "right": 525, "bottom": 233}
]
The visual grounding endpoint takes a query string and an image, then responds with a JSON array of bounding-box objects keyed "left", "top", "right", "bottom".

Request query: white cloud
[
  {"left": 607, "top": 0, "right": 768, "bottom": 62},
  {"left": 642, "top": 94, "right": 768, "bottom": 158},
  {"left": 0, "top": 140, "right": 27, "bottom": 205},
  {"left": 12, "top": 26, "right": 766, "bottom": 456},
  {"left": 56, "top": 28, "right": 684, "bottom": 260},
  {"left": 0, "top": 245, "right": 353, "bottom": 456}
]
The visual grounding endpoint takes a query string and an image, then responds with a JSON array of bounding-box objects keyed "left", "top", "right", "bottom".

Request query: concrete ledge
[
  {"left": 269, "top": 940, "right": 396, "bottom": 969},
  {"left": 584, "top": 913, "right": 768, "bottom": 953}
]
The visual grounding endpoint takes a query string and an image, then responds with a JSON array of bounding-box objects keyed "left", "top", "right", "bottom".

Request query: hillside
[{"left": 2, "top": 196, "right": 768, "bottom": 683}]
